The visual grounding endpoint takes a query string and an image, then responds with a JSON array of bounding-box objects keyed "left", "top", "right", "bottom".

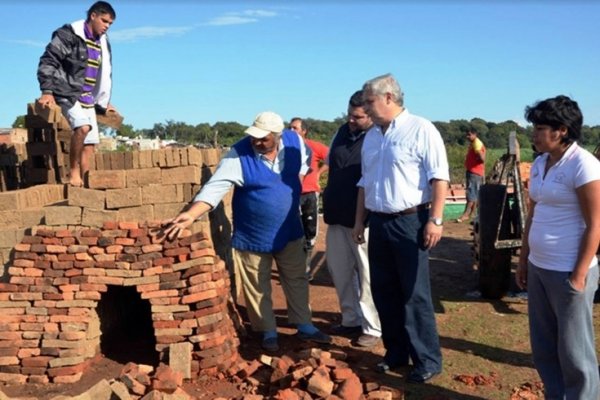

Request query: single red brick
[
  {"left": 153, "top": 257, "right": 174, "bottom": 267},
  {"left": 115, "top": 237, "right": 135, "bottom": 246},
  {"left": 103, "top": 221, "right": 119, "bottom": 230},
  {"left": 128, "top": 228, "right": 148, "bottom": 238},
  {"left": 77, "top": 237, "right": 98, "bottom": 245},
  {"left": 106, "top": 245, "right": 124, "bottom": 254},
  {"left": 55, "top": 230, "right": 73, "bottom": 238},
  {"left": 14, "top": 243, "right": 31, "bottom": 252},
  {"left": 119, "top": 222, "right": 139, "bottom": 230},
  {"left": 80, "top": 229, "right": 101, "bottom": 237}
]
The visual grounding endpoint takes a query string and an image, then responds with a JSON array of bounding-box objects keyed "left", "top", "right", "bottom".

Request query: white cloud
[
  {"left": 204, "top": 9, "right": 278, "bottom": 26},
  {"left": 110, "top": 26, "right": 194, "bottom": 43},
  {"left": 104, "top": 9, "right": 278, "bottom": 42},
  {"left": 6, "top": 39, "right": 46, "bottom": 48},
  {"left": 242, "top": 10, "right": 277, "bottom": 18},
  {"left": 205, "top": 16, "right": 257, "bottom": 26}
]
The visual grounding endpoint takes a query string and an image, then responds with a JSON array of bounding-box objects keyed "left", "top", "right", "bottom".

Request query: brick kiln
[{"left": 0, "top": 221, "right": 240, "bottom": 384}]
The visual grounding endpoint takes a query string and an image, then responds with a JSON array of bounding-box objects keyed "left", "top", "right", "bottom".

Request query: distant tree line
[{"left": 12, "top": 114, "right": 600, "bottom": 149}]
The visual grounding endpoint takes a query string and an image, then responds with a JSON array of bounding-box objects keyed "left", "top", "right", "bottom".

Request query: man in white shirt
[{"left": 352, "top": 74, "right": 449, "bottom": 383}]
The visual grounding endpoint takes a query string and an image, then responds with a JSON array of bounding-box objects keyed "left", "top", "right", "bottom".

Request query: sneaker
[
  {"left": 296, "top": 330, "right": 332, "bottom": 344},
  {"left": 331, "top": 324, "right": 362, "bottom": 336},
  {"left": 356, "top": 334, "right": 379, "bottom": 348},
  {"left": 261, "top": 337, "right": 279, "bottom": 352}
]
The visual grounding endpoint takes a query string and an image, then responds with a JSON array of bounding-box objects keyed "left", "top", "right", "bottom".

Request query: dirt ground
[{"left": 1, "top": 217, "right": 559, "bottom": 399}]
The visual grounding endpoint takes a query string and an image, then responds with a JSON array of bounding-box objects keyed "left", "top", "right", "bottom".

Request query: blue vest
[{"left": 231, "top": 130, "right": 304, "bottom": 253}]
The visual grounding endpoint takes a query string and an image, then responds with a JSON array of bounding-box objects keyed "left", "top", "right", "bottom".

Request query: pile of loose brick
[
  {"left": 0, "top": 221, "right": 240, "bottom": 385},
  {"left": 226, "top": 348, "right": 404, "bottom": 400}
]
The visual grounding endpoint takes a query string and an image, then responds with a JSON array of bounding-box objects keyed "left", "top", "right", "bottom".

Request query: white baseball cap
[{"left": 244, "top": 111, "right": 284, "bottom": 138}]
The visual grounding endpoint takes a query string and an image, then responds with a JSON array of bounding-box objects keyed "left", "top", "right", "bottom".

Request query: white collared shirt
[
  {"left": 358, "top": 109, "right": 449, "bottom": 213},
  {"left": 528, "top": 142, "right": 600, "bottom": 271}
]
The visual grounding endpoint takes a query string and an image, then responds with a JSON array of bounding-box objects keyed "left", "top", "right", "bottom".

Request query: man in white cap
[{"left": 164, "top": 111, "right": 332, "bottom": 352}]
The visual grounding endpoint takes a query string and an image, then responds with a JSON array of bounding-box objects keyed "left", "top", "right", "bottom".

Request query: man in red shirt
[
  {"left": 289, "top": 117, "right": 329, "bottom": 276},
  {"left": 457, "top": 128, "right": 486, "bottom": 222}
]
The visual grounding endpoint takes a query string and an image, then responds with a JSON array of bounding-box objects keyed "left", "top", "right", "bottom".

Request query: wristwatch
[{"left": 429, "top": 217, "right": 443, "bottom": 226}]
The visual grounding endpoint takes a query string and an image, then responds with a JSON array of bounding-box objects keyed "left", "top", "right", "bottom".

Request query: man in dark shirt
[{"left": 322, "top": 91, "right": 381, "bottom": 348}]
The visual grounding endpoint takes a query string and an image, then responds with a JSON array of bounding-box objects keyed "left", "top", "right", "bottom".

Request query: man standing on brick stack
[
  {"left": 163, "top": 111, "right": 332, "bottom": 353},
  {"left": 288, "top": 117, "right": 329, "bottom": 278},
  {"left": 37, "top": 1, "right": 118, "bottom": 187}
]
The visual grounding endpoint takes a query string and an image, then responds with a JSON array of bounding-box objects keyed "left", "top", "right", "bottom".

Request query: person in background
[
  {"left": 37, "top": 1, "right": 117, "bottom": 187},
  {"left": 163, "top": 111, "right": 332, "bottom": 353},
  {"left": 457, "top": 127, "right": 485, "bottom": 223},
  {"left": 288, "top": 117, "right": 329, "bottom": 277},
  {"left": 322, "top": 90, "right": 381, "bottom": 348},
  {"left": 516, "top": 95, "right": 600, "bottom": 399},
  {"left": 352, "top": 73, "right": 448, "bottom": 383}
]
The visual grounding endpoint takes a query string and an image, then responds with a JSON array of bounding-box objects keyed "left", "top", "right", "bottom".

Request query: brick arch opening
[
  {"left": 98, "top": 285, "right": 157, "bottom": 366},
  {"left": 0, "top": 221, "right": 240, "bottom": 384}
]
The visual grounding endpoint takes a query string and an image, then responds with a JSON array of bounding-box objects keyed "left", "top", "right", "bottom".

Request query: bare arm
[
  {"left": 162, "top": 201, "right": 213, "bottom": 241},
  {"left": 352, "top": 187, "right": 367, "bottom": 244},
  {"left": 516, "top": 200, "right": 535, "bottom": 290},
  {"left": 423, "top": 179, "right": 447, "bottom": 249},
  {"left": 571, "top": 180, "right": 600, "bottom": 290},
  {"left": 476, "top": 148, "right": 486, "bottom": 163}
]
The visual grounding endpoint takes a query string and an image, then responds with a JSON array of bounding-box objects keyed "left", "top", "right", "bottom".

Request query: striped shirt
[{"left": 78, "top": 23, "right": 102, "bottom": 108}]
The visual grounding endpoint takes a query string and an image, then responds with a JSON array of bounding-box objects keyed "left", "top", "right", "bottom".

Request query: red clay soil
[{"left": 0, "top": 218, "right": 541, "bottom": 399}]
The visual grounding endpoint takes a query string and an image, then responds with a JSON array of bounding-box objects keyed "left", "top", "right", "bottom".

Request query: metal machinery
[{"left": 473, "top": 133, "right": 527, "bottom": 299}]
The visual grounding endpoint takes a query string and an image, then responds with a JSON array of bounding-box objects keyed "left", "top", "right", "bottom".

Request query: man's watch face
[{"left": 430, "top": 217, "right": 443, "bottom": 226}]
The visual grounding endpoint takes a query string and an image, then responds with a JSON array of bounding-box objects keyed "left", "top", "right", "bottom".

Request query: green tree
[
  {"left": 12, "top": 115, "right": 26, "bottom": 128},
  {"left": 212, "top": 121, "right": 246, "bottom": 146},
  {"left": 117, "top": 123, "right": 136, "bottom": 138}
]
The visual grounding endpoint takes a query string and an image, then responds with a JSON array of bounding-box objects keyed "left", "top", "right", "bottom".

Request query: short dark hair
[
  {"left": 290, "top": 117, "right": 308, "bottom": 133},
  {"left": 524, "top": 95, "right": 582, "bottom": 144},
  {"left": 87, "top": 1, "right": 116, "bottom": 20},
  {"left": 349, "top": 90, "right": 365, "bottom": 108},
  {"left": 466, "top": 126, "right": 478, "bottom": 135}
]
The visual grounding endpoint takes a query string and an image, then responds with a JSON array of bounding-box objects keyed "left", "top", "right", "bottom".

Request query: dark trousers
[{"left": 368, "top": 210, "right": 442, "bottom": 373}]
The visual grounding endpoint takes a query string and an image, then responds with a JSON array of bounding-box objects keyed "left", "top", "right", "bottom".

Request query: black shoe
[
  {"left": 407, "top": 370, "right": 441, "bottom": 383},
  {"left": 261, "top": 337, "right": 279, "bottom": 352},
  {"left": 375, "top": 359, "right": 409, "bottom": 374},
  {"left": 331, "top": 324, "right": 362, "bottom": 336},
  {"left": 296, "top": 330, "right": 332, "bottom": 344}
]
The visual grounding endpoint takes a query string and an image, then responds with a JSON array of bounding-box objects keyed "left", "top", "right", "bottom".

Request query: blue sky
[{"left": 1, "top": 1, "right": 599, "bottom": 130}]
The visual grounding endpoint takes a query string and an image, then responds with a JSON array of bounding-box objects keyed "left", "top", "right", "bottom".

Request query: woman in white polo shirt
[{"left": 516, "top": 95, "right": 600, "bottom": 399}]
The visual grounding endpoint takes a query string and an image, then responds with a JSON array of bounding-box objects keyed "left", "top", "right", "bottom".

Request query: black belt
[{"left": 371, "top": 203, "right": 431, "bottom": 217}]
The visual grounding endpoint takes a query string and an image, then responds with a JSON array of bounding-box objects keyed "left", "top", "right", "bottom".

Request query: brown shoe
[{"left": 356, "top": 334, "right": 379, "bottom": 348}]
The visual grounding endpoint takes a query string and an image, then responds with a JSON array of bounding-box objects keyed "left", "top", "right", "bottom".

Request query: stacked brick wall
[
  {"left": 0, "top": 147, "right": 233, "bottom": 280},
  {"left": 0, "top": 184, "right": 66, "bottom": 275},
  {"left": 0, "top": 221, "right": 239, "bottom": 384}
]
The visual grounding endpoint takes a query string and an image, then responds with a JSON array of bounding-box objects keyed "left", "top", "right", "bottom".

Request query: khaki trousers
[{"left": 233, "top": 238, "right": 312, "bottom": 332}]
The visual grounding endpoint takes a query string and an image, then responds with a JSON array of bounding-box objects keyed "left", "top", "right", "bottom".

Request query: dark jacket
[
  {"left": 322, "top": 123, "right": 367, "bottom": 228},
  {"left": 37, "top": 20, "right": 112, "bottom": 113}
]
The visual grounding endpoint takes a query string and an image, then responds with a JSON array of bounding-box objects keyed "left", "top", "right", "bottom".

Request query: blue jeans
[
  {"left": 368, "top": 210, "right": 442, "bottom": 374},
  {"left": 465, "top": 171, "right": 483, "bottom": 202},
  {"left": 527, "top": 262, "right": 599, "bottom": 399}
]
